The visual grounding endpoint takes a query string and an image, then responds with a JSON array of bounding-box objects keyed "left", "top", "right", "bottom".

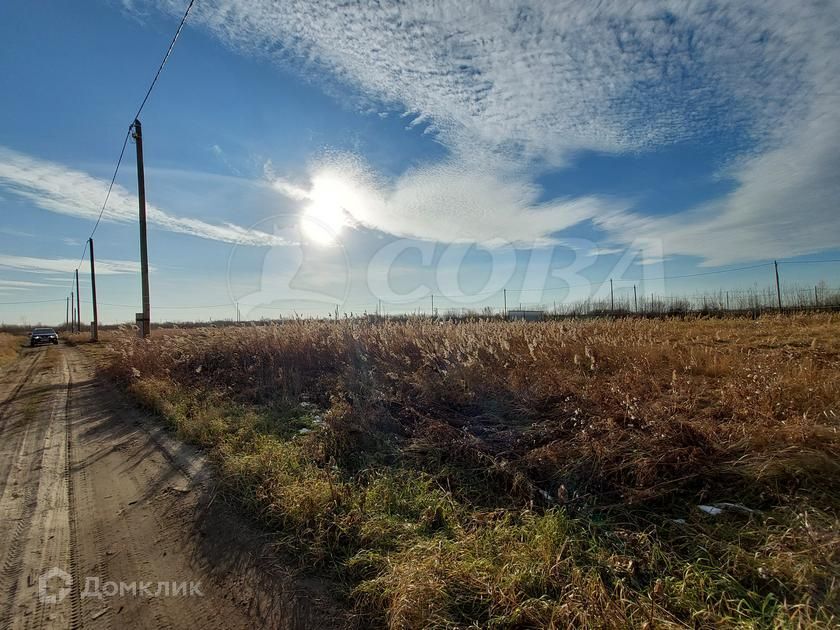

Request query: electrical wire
[
  {"left": 87, "top": 129, "right": 132, "bottom": 246},
  {"left": 0, "top": 298, "right": 67, "bottom": 306},
  {"left": 777, "top": 258, "right": 840, "bottom": 264},
  {"left": 133, "top": 0, "right": 196, "bottom": 122},
  {"left": 65, "top": 0, "right": 196, "bottom": 293}
]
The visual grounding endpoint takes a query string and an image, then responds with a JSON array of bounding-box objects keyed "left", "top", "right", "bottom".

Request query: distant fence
[{"left": 435, "top": 284, "right": 840, "bottom": 320}]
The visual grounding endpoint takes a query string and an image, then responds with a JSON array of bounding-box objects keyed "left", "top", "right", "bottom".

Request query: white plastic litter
[{"left": 698, "top": 502, "right": 760, "bottom": 516}]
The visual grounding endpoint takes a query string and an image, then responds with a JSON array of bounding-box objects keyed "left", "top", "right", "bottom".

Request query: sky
[{"left": 1, "top": 0, "right": 839, "bottom": 325}]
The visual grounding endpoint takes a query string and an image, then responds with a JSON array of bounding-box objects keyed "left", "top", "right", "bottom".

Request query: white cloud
[
  {"left": 594, "top": 87, "right": 840, "bottom": 265},
  {"left": 156, "top": 1, "right": 839, "bottom": 262},
  {"left": 0, "top": 254, "right": 143, "bottom": 275},
  {"left": 0, "top": 280, "right": 64, "bottom": 290},
  {"left": 272, "top": 155, "right": 620, "bottom": 244},
  {"left": 0, "top": 228, "right": 34, "bottom": 239},
  {"left": 174, "top": 1, "right": 814, "bottom": 159},
  {"left": 0, "top": 147, "right": 288, "bottom": 247}
]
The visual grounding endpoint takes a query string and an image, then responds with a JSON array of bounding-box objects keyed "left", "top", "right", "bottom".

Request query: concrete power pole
[
  {"left": 75, "top": 269, "right": 81, "bottom": 333},
  {"left": 89, "top": 238, "right": 99, "bottom": 341},
  {"left": 132, "top": 119, "right": 151, "bottom": 338}
]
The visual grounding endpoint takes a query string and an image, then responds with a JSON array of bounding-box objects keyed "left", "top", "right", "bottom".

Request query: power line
[
  {"left": 613, "top": 262, "right": 771, "bottom": 284},
  {"left": 12, "top": 255, "right": 834, "bottom": 314},
  {"left": 87, "top": 130, "right": 132, "bottom": 247},
  {"left": 487, "top": 262, "right": 773, "bottom": 297},
  {"left": 778, "top": 258, "right": 840, "bottom": 265},
  {"left": 67, "top": 0, "right": 196, "bottom": 285},
  {"left": 133, "top": 0, "right": 196, "bottom": 122},
  {"left": 0, "top": 298, "right": 67, "bottom": 306}
]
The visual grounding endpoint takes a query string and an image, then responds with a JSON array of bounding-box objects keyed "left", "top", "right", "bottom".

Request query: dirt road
[{"left": 0, "top": 344, "right": 342, "bottom": 630}]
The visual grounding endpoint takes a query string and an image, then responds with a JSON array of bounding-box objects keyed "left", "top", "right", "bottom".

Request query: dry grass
[
  {"left": 101, "top": 314, "right": 840, "bottom": 628},
  {"left": 0, "top": 333, "right": 25, "bottom": 368}
]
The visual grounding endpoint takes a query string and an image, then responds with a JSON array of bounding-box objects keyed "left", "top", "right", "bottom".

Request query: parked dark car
[{"left": 30, "top": 327, "right": 59, "bottom": 347}]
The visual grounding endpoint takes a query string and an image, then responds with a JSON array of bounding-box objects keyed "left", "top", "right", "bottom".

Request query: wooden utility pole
[
  {"left": 430, "top": 294, "right": 434, "bottom": 318},
  {"left": 75, "top": 269, "right": 81, "bottom": 333},
  {"left": 89, "top": 238, "right": 99, "bottom": 341},
  {"left": 132, "top": 119, "right": 151, "bottom": 338},
  {"left": 503, "top": 289, "right": 507, "bottom": 319},
  {"left": 633, "top": 284, "right": 637, "bottom": 313},
  {"left": 774, "top": 260, "right": 782, "bottom": 311},
  {"left": 610, "top": 279, "right": 614, "bottom": 312},
  {"left": 65, "top": 296, "right": 69, "bottom": 330}
]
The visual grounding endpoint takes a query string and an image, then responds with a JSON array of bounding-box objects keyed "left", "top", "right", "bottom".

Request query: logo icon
[{"left": 38, "top": 567, "right": 71, "bottom": 604}]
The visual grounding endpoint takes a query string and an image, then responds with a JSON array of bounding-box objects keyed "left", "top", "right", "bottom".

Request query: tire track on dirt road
[
  {"left": 19, "top": 353, "right": 76, "bottom": 630},
  {"left": 0, "top": 349, "right": 64, "bottom": 630},
  {"left": 1, "top": 344, "right": 349, "bottom": 629},
  {"left": 0, "top": 352, "right": 44, "bottom": 503}
]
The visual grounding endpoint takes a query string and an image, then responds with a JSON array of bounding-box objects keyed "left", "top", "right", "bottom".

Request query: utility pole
[
  {"left": 774, "top": 260, "right": 782, "bottom": 311},
  {"left": 610, "top": 279, "right": 614, "bottom": 312},
  {"left": 430, "top": 294, "right": 434, "bottom": 318},
  {"left": 88, "top": 238, "right": 99, "bottom": 341},
  {"left": 132, "top": 119, "right": 151, "bottom": 338},
  {"left": 815, "top": 285, "right": 819, "bottom": 308},
  {"left": 633, "top": 284, "right": 637, "bottom": 313},
  {"left": 503, "top": 289, "right": 507, "bottom": 319},
  {"left": 65, "top": 296, "right": 69, "bottom": 331},
  {"left": 75, "top": 269, "right": 81, "bottom": 333}
]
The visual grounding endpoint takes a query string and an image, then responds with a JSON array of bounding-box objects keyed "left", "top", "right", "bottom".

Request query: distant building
[{"left": 507, "top": 309, "right": 544, "bottom": 322}]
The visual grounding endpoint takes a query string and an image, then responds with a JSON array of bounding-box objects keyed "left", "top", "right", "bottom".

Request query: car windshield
[{"left": 32, "top": 328, "right": 55, "bottom": 335}]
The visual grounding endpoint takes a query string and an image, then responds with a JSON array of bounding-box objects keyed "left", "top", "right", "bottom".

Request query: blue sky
[{"left": 1, "top": 0, "right": 839, "bottom": 324}]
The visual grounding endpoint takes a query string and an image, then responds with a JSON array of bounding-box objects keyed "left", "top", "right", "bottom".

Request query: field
[{"left": 101, "top": 314, "right": 840, "bottom": 628}]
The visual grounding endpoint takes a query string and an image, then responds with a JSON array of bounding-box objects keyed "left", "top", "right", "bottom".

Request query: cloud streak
[
  {"left": 0, "top": 147, "right": 289, "bottom": 247},
  {"left": 0, "top": 254, "right": 143, "bottom": 275},
  {"left": 0, "top": 279, "right": 65, "bottom": 290}
]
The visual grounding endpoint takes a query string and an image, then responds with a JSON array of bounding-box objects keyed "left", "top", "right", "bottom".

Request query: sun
[{"left": 300, "top": 197, "right": 345, "bottom": 245}]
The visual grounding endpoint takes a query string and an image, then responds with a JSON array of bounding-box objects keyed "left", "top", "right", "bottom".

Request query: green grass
[{"left": 122, "top": 376, "right": 837, "bottom": 628}]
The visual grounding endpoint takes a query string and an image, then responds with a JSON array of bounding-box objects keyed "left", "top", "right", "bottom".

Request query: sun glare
[{"left": 300, "top": 197, "right": 345, "bottom": 245}]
